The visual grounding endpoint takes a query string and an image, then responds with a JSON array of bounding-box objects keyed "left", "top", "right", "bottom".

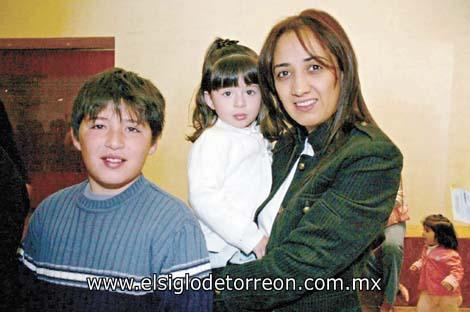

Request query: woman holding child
[{"left": 214, "top": 9, "right": 403, "bottom": 311}]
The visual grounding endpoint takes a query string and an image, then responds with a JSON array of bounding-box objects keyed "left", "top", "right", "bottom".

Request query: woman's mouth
[{"left": 294, "top": 99, "right": 317, "bottom": 111}]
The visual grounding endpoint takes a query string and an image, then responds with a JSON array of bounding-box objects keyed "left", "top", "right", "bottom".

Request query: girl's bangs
[{"left": 210, "top": 54, "right": 258, "bottom": 90}]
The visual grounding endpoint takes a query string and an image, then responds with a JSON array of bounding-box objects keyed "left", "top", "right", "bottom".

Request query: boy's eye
[
  {"left": 127, "top": 126, "right": 141, "bottom": 133},
  {"left": 90, "top": 124, "right": 105, "bottom": 130}
]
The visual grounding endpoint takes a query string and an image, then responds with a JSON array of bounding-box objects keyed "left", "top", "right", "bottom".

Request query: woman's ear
[{"left": 204, "top": 91, "right": 215, "bottom": 110}]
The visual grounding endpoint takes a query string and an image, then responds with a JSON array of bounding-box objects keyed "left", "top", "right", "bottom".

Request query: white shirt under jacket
[{"left": 188, "top": 119, "right": 272, "bottom": 265}]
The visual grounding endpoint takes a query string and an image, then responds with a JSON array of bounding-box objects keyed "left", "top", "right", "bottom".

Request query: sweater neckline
[
  {"left": 76, "top": 175, "right": 146, "bottom": 212},
  {"left": 214, "top": 118, "right": 259, "bottom": 134}
]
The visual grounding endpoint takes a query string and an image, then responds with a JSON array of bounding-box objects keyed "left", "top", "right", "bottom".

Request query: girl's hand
[
  {"left": 409, "top": 264, "right": 418, "bottom": 272},
  {"left": 253, "top": 236, "right": 268, "bottom": 259},
  {"left": 441, "top": 280, "right": 454, "bottom": 291}
]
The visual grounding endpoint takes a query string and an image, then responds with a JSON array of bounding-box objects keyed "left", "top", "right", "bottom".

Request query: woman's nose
[{"left": 292, "top": 73, "right": 310, "bottom": 96}]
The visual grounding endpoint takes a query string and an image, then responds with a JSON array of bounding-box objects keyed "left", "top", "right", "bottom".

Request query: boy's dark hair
[
  {"left": 71, "top": 68, "right": 165, "bottom": 143},
  {"left": 187, "top": 38, "right": 261, "bottom": 142},
  {"left": 423, "top": 214, "right": 459, "bottom": 250}
]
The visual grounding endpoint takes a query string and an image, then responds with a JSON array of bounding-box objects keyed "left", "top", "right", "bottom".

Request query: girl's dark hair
[
  {"left": 423, "top": 214, "right": 459, "bottom": 250},
  {"left": 187, "top": 38, "right": 261, "bottom": 142},
  {"left": 259, "top": 8, "right": 375, "bottom": 150}
]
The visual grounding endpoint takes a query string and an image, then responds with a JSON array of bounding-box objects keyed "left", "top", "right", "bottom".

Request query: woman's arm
[{"left": 215, "top": 139, "right": 402, "bottom": 311}]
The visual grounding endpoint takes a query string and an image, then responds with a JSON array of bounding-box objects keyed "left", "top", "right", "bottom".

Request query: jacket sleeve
[
  {"left": 215, "top": 140, "right": 402, "bottom": 311},
  {"left": 188, "top": 132, "right": 264, "bottom": 254},
  {"left": 442, "top": 251, "right": 464, "bottom": 291}
]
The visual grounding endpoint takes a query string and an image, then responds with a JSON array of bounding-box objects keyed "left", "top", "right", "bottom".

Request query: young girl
[
  {"left": 410, "top": 214, "right": 464, "bottom": 312},
  {"left": 187, "top": 38, "right": 272, "bottom": 268}
]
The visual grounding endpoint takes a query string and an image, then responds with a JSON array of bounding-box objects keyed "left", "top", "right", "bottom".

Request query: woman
[{"left": 214, "top": 9, "right": 403, "bottom": 311}]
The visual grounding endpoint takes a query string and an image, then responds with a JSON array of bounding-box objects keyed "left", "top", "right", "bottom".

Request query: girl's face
[
  {"left": 422, "top": 225, "right": 437, "bottom": 246},
  {"left": 204, "top": 76, "right": 261, "bottom": 128},
  {"left": 273, "top": 30, "right": 340, "bottom": 133}
]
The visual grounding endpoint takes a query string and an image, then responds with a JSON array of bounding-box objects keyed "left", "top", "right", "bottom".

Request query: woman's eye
[
  {"left": 309, "top": 64, "right": 322, "bottom": 72},
  {"left": 276, "top": 70, "right": 289, "bottom": 79}
]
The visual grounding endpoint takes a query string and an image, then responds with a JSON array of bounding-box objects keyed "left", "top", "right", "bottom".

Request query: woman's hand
[{"left": 253, "top": 236, "right": 268, "bottom": 259}]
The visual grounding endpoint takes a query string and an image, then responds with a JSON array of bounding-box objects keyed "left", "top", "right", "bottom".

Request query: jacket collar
[{"left": 294, "top": 120, "right": 331, "bottom": 155}]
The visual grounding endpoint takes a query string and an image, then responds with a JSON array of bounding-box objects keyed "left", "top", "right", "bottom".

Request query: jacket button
[
  {"left": 298, "top": 162, "right": 305, "bottom": 171},
  {"left": 360, "top": 121, "right": 368, "bottom": 126},
  {"left": 302, "top": 206, "right": 310, "bottom": 214}
]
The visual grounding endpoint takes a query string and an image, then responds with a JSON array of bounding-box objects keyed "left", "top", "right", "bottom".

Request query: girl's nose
[{"left": 234, "top": 94, "right": 247, "bottom": 108}]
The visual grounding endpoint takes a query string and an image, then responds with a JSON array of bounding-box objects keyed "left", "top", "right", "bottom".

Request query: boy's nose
[{"left": 105, "top": 129, "right": 124, "bottom": 149}]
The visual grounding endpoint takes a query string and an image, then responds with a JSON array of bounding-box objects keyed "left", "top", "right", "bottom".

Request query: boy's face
[{"left": 72, "top": 102, "right": 157, "bottom": 195}]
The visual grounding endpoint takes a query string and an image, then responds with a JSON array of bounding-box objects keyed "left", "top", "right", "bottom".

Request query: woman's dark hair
[
  {"left": 423, "top": 214, "right": 459, "bottom": 250},
  {"left": 187, "top": 38, "right": 260, "bottom": 142},
  {"left": 259, "top": 8, "right": 374, "bottom": 151}
]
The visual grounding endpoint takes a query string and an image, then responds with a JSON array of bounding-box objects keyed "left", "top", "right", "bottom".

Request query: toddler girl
[
  {"left": 410, "top": 214, "right": 464, "bottom": 312},
  {"left": 187, "top": 38, "right": 272, "bottom": 268}
]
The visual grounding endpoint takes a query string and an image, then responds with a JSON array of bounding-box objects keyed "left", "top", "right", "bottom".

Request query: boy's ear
[
  {"left": 203, "top": 91, "right": 215, "bottom": 110},
  {"left": 148, "top": 140, "right": 158, "bottom": 155},
  {"left": 71, "top": 129, "right": 82, "bottom": 151}
]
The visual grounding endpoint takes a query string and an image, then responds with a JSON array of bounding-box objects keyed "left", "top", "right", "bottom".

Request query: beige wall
[{"left": 1, "top": 0, "right": 469, "bottom": 235}]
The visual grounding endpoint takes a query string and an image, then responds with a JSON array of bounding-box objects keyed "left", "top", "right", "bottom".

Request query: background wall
[{"left": 1, "top": 0, "right": 469, "bottom": 236}]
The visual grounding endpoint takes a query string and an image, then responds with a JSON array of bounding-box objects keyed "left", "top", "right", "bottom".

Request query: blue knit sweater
[{"left": 18, "top": 175, "right": 212, "bottom": 311}]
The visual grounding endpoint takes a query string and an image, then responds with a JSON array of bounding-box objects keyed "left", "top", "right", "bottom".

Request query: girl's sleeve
[
  {"left": 188, "top": 132, "right": 264, "bottom": 254},
  {"left": 442, "top": 251, "right": 464, "bottom": 291}
]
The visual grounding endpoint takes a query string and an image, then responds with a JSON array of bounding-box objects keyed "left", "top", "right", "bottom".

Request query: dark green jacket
[{"left": 215, "top": 121, "right": 403, "bottom": 311}]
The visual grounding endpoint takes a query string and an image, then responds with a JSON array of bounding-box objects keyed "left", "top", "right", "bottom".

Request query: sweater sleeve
[
  {"left": 157, "top": 218, "right": 212, "bottom": 311},
  {"left": 188, "top": 131, "right": 264, "bottom": 254},
  {"left": 215, "top": 140, "right": 402, "bottom": 311}
]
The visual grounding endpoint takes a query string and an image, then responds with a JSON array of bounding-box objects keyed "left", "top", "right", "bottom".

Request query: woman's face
[{"left": 273, "top": 30, "right": 340, "bottom": 133}]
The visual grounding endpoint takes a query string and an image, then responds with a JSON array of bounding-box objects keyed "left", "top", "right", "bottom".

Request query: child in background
[
  {"left": 19, "top": 68, "right": 211, "bottom": 311},
  {"left": 187, "top": 38, "right": 272, "bottom": 268},
  {"left": 410, "top": 214, "right": 464, "bottom": 312}
]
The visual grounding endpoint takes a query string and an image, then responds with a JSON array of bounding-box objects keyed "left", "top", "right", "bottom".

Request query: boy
[{"left": 18, "top": 68, "right": 212, "bottom": 311}]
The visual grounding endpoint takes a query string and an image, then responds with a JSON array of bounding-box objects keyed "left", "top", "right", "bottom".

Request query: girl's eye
[
  {"left": 246, "top": 89, "right": 257, "bottom": 96},
  {"left": 222, "top": 91, "right": 232, "bottom": 97}
]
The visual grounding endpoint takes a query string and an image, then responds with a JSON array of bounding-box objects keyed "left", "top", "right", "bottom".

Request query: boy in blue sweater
[{"left": 18, "top": 68, "right": 212, "bottom": 311}]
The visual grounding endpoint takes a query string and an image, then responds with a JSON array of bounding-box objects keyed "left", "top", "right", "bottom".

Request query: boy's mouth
[{"left": 101, "top": 156, "right": 126, "bottom": 168}]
